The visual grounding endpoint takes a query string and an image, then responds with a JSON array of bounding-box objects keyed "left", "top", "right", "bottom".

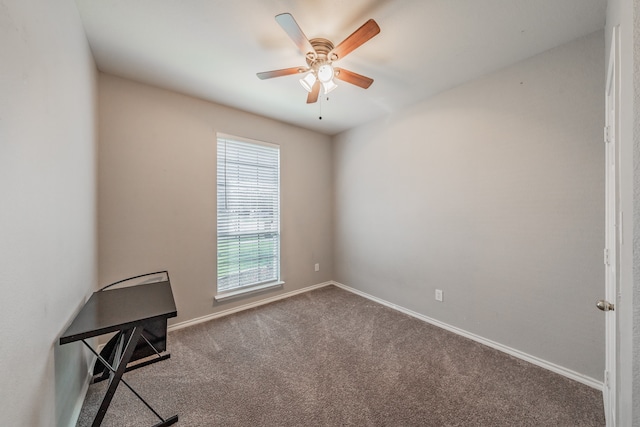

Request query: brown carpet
[{"left": 76, "top": 285, "right": 604, "bottom": 426}]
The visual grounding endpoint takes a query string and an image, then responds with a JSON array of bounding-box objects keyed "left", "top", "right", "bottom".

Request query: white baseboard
[
  {"left": 66, "top": 278, "right": 601, "bottom": 426},
  {"left": 168, "top": 281, "right": 333, "bottom": 332},
  {"left": 331, "top": 281, "right": 604, "bottom": 391},
  {"left": 165, "top": 279, "right": 601, "bottom": 390},
  {"left": 66, "top": 359, "right": 95, "bottom": 427},
  {"left": 69, "top": 372, "right": 91, "bottom": 427}
]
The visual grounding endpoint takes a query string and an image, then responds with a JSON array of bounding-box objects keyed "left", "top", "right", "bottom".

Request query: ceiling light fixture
[
  {"left": 299, "top": 72, "right": 316, "bottom": 92},
  {"left": 317, "top": 64, "right": 337, "bottom": 94},
  {"left": 300, "top": 64, "right": 338, "bottom": 95}
]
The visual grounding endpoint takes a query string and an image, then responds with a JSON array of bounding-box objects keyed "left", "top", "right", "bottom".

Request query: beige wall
[
  {"left": 98, "top": 74, "right": 333, "bottom": 324},
  {"left": 333, "top": 31, "right": 605, "bottom": 381},
  {"left": 0, "top": 0, "right": 97, "bottom": 425}
]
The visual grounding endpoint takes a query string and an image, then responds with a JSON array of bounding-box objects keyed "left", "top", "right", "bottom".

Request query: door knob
[{"left": 596, "top": 299, "right": 615, "bottom": 312}]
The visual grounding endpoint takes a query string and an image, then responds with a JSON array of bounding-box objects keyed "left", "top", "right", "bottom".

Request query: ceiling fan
[{"left": 257, "top": 13, "right": 380, "bottom": 104}]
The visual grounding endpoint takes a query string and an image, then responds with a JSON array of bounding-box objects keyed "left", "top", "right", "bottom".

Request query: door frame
[{"left": 603, "top": 24, "right": 620, "bottom": 427}]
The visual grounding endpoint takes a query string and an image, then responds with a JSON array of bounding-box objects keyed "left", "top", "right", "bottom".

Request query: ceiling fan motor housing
[{"left": 306, "top": 38, "right": 335, "bottom": 69}]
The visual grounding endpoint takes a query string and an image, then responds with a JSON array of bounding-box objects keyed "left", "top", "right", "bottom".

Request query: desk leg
[
  {"left": 82, "top": 328, "right": 179, "bottom": 427},
  {"left": 151, "top": 414, "right": 179, "bottom": 426},
  {"left": 92, "top": 327, "right": 142, "bottom": 427}
]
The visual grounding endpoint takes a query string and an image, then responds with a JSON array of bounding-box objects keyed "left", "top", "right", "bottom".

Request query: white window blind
[{"left": 217, "top": 134, "right": 280, "bottom": 294}]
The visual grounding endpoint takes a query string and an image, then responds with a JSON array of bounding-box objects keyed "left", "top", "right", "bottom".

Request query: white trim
[
  {"left": 217, "top": 132, "right": 279, "bottom": 149},
  {"left": 214, "top": 281, "right": 285, "bottom": 302},
  {"left": 603, "top": 24, "right": 620, "bottom": 427},
  {"left": 66, "top": 362, "right": 94, "bottom": 427},
  {"left": 169, "top": 281, "right": 333, "bottom": 332},
  {"left": 331, "top": 281, "right": 604, "bottom": 391}
]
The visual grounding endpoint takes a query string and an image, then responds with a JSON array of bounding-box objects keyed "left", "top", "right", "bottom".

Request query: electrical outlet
[
  {"left": 435, "top": 289, "right": 443, "bottom": 302},
  {"left": 315, "top": 263, "right": 320, "bottom": 272}
]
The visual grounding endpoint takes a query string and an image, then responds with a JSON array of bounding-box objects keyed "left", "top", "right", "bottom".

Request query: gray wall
[
  {"left": 0, "top": 0, "right": 97, "bottom": 425},
  {"left": 98, "top": 74, "right": 333, "bottom": 324},
  {"left": 333, "top": 32, "right": 605, "bottom": 381}
]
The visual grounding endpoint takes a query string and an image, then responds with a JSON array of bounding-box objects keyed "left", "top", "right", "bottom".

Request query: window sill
[{"left": 214, "top": 281, "right": 284, "bottom": 302}]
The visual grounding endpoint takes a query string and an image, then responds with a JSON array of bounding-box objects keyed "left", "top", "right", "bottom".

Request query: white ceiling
[{"left": 75, "top": 0, "right": 607, "bottom": 135}]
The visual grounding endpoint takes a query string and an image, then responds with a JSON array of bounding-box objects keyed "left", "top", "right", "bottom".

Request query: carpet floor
[{"left": 76, "top": 285, "right": 605, "bottom": 426}]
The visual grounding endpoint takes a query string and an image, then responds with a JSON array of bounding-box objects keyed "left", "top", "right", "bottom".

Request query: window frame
[{"left": 215, "top": 133, "right": 283, "bottom": 301}]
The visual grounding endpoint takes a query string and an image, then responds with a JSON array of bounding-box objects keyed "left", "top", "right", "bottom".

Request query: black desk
[{"left": 60, "top": 281, "right": 178, "bottom": 427}]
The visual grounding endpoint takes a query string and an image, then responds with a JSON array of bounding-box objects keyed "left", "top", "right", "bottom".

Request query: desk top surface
[{"left": 60, "top": 281, "right": 177, "bottom": 345}]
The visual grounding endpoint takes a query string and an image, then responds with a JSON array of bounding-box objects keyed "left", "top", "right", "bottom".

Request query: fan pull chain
[{"left": 319, "top": 96, "right": 330, "bottom": 120}]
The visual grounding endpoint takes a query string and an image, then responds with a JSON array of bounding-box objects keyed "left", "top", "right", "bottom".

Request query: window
[{"left": 216, "top": 134, "right": 281, "bottom": 298}]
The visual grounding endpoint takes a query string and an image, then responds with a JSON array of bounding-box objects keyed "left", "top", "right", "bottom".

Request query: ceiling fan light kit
[
  {"left": 299, "top": 72, "right": 316, "bottom": 92},
  {"left": 257, "top": 13, "right": 380, "bottom": 104},
  {"left": 321, "top": 77, "right": 338, "bottom": 95}
]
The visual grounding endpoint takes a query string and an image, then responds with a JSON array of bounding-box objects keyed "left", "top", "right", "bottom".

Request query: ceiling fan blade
[
  {"left": 275, "top": 13, "right": 316, "bottom": 57},
  {"left": 328, "top": 19, "right": 380, "bottom": 61},
  {"left": 334, "top": 68, "right": 374, "bottom": 89},
  {"left": 307, "top": 80, "right": 320, "bottom": 104},
  {"left": 257, "top": 67, "right": 306, "bottom": 80}
]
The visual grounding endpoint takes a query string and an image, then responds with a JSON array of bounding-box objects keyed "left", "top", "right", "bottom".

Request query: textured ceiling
[{"left": 75, "top": 0, "right": 607, "bottom": 135}]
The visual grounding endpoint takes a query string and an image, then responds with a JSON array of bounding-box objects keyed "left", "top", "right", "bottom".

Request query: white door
[{"left": 601, "top": 25, "right": 619, "bottom": 427}]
